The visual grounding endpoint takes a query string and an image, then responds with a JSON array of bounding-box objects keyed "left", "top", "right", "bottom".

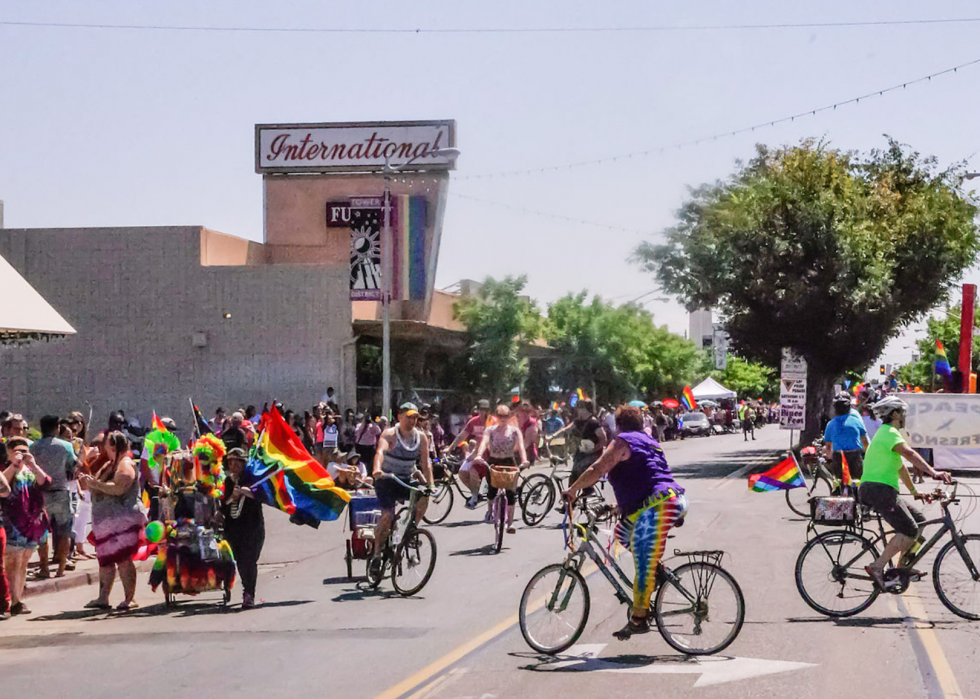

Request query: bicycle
[
  {"left": 424, "top": 454, "right": 534, "bottom": 525},
  {"left": 785, "top": 444, "right": 834, "bottom": 518},
  {"left": 365, "top": 475, "right": 438, "bottom": 596},
  {"left": 488, "top": 464, "right": 522, "bottom": 553},
  {"left": 519, "top": 501, "right": 745, "bottom": 655},
  {"left": 795, "top": 481, "right": 980, "bottom": 619}
]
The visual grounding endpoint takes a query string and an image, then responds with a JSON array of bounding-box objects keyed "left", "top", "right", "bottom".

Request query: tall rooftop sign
[{"left": 255, "top": 120, "right": 456, "bottom": 174}]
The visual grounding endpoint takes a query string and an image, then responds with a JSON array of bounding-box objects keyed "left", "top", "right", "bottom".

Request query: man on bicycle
[
  {"left": 370, "top": 403, "right": 434, "bottom": 567},
  {"left": 822, "top": 391, "right": 869, "bottom": 484},
  {"left": 564, "top": 404, "right": 686, "bottom": 640},
  {"left": 473, "top": 404, "right": 529, "bottom": 533},
  {"left": 860, "top": 396, "right": 950, "bottom": 591},
  {"left": 551, "top": 401, "right": 607, "bottom": 492},
  {"left": 446, "top": 399, "right": 493, "bottom": 509}
]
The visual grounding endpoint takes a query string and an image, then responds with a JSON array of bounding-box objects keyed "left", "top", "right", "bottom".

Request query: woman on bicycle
[
  {"left": 821, "top": 391, "right": 869, "bottom": 484},
  {"left": 474, "top": 404, "right": 529, "bottom": 534},
  {"left": 860, "top": 395, "right": 950, "bottom": 591},
  {"left": 564, "top": 404, "right": 686, "bottom": 640}
]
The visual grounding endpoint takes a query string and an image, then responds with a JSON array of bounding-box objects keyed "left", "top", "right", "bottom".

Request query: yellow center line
[
  {"left": 375, "top": 561, "right": 600, "bottom": 699},
  {"left": 902, "top": 593, "right": 964, "bottom": 699}
]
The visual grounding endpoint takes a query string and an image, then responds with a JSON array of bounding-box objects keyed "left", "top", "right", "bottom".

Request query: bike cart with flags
[
  {"left": 148, "top": 448, "right": 238, "bottom": 607},
  {"left": 344, "top": 490, "right": 381, "bottom": 579}
]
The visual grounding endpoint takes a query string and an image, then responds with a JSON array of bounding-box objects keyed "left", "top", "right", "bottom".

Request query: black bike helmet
[{"left": 832, "top": 391, "right": 853, "bottom": 416}]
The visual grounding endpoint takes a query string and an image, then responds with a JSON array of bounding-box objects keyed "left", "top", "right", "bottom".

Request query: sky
[{"left": 3, "top": 1, "right": 980, "bottom": 377}]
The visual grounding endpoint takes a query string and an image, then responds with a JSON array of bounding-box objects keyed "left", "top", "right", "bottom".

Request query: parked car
[{"left": 680, "top": 411, "right": 711, "bottom": 437}]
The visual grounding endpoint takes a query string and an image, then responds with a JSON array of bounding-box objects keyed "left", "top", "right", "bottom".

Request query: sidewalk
[{"left": 24, "top": 555, "right": 153, "bottom": 599}]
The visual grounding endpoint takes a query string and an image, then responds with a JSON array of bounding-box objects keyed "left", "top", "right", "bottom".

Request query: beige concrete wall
[{"left": 0, "top": 226, "right": 353, "bottom": 435}]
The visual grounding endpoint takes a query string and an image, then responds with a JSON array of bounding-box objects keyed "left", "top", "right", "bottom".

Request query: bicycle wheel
[
  {"left": 519, "top": 563, "right": 591, "bottom": 654},
  {"left": 494, "top": 495, "right": 506, "bottom": 553},
  {"left": 785, "top": 474, "right": 832, "bottom": 518},
  {"left": 795, "top": 530, "right": 879, "bottom": 617},
  {"left": 391, "top": 528, "right": 437, "bottom": 596},
  {"left": 522, "top": 479, "right": 556, "bottom": 527},
  {"left": 933, "top": 533, "right": 980, "bottom": 620},
  {"left": 422, "top": 481, "right": 454, "bottom": 525},
  {"left": 365, "top": 547, "right": 386, "bottom": 589},
  {"left": 654, "top": 563, "right": 744, "bottom": 655}
]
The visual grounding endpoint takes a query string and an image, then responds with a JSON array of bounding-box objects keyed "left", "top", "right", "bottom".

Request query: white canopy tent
[
  {"left": 691, "top": 377, "right": 737, "bottom": 401},
  {"left": 0, "top": 252, "right": 75, "bottom": 342}
]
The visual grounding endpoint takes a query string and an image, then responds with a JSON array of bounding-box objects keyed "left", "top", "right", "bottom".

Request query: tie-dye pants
[{"left": 614, "top": 492, "right": 689, "bottom": 615}]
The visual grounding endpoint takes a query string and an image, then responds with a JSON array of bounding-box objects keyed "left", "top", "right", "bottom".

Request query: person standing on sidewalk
[
  {"left": 1, "top": 437, "right": 51, "bottom": 616},
  {"left": 31, "top": 416, "right": 78, "bottom": 580},
  {"left": 220, "top": 448, "right": 264, "bottom": 609},
  {"left": 0, "top": 442, "right": 11, "bottom": 620}
]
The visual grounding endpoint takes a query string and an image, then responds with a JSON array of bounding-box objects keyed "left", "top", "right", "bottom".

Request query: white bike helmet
[{"left": 871, "top": 395, "right": 908, "bottom": 421}]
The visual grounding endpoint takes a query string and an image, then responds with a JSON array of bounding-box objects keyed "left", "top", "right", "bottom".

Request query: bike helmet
[
  {"left": 871, "top": 395, "right": 908, "bottom": 421},
  {"left": 832, "top": 391, "right": 853, "bottom": 416}
]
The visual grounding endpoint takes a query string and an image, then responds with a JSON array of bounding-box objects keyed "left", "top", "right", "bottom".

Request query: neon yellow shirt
[{"left": 861, "top": 424, "right": 904, "bottom": 491}]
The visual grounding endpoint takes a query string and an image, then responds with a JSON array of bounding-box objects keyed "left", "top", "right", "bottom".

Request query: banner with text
[
  {"left": 904, "top": 393, "right": 980, "bottom": 450},
  {"left": 348, "top": 197, "right": 382, "bottom": 301},
  {"left": 780, "top": 348, "right": 807, "bottom": 430}
]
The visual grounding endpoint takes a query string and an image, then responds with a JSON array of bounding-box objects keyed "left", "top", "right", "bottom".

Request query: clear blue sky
[{"left": 2, "top": 1, "right": 979, "bottom": 372}]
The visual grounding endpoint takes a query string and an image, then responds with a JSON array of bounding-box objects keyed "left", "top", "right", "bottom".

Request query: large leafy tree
[
  {"left": 635, "top": 139, "right": 979, "bottom": 441},
  {"left": 546, "top": 292, "right": 701, "bottom": 404},
  {"left": 453, "top": 276, "right": 543, "bottom": 401},
  {"left": 712, "top": 356, "right": 778, "bottom": 402}
]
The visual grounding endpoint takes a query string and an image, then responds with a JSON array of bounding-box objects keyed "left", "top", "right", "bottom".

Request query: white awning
[
  {"left": 1, "top": 252, "right": 75, "bottom": 339},
  {"left": 691, "top": 376, "right": 737, "bottom": 400}
]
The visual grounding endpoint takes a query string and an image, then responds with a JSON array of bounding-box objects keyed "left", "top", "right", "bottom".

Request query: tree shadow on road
[{"left": 786, "top": 615, "right": 906, "bottom": 627}]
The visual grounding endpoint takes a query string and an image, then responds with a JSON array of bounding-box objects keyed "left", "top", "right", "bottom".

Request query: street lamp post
[{"left": 381, "top": 148, "right": 461, "bottom": 419}]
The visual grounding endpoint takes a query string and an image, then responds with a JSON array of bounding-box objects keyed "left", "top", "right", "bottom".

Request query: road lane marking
[
  {"left": 551, "top": 643, "right": 816, "bottom": 688},
  {"left": 376, "top": 562, "right": 600, "bottom": 699},
  {"left": 899, "top": 594, "right": 964, "bottom": 699}
]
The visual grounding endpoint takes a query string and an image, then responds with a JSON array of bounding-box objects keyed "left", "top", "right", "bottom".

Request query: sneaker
[
  {"left": 0, "top": 610, "right": 10, "bottom": 620},
  {"left": 484, "top": 510, "right": 494, "bottom": 523},
  {"left": 10, "top": 602, "right": 31, "bottom": 616},
  {"left": 465, "top": 496, "right": 479, "bottom": 510},
  {"left": 242, "top": 592, "right": 255, "bottom": 609},
  {"left": 507, "top": 526, "right": 516, "bottom": 534},
  {"left": 613, "top": 616, "right": 650, "bottom": 640}
]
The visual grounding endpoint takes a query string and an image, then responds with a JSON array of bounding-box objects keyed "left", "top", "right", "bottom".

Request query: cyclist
[
  {"left": 860, "top": 395, "right": 951, "bottom": 591},
  {"left": 551, "top": 401, "right": 607, "bottom": 492},
  {"left": 474, "top": 404, "right": 529, "bottom": 533},
  {"left": 564, "top": 404, "right": 686, "bottom": 640},
  {"left": 370, "top": 403, "right": 434, "bottom": 569},
  {"left": 821, "top": 391, "right": 869, "bottom": 484},
  {"left": 446, "top": 399, "right": 493, "bottom": 509}
]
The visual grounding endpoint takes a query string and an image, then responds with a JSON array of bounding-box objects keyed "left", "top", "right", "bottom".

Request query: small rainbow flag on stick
[
  {"left": 681, "top": 386, "right": 697, "bottom": 411},
  {"left": 748, "top": 455, "right": 805, "bottom": 492},
  {"left": 935, "top": 340, "right": 952, "bottom": 379}
]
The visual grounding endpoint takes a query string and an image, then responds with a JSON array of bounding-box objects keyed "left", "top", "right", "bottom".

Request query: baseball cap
[
  {"left": 477, "top": 399, "right": 490, "bottom": 410},
  {"left": 225, "top": 447, "right": 247, "bottom": 461},
  {"left": 161, "top": 417, "right": 177, "bottom": 431},
  {"left": 399, "top": 402, "right": 420, "bottom": 417}
]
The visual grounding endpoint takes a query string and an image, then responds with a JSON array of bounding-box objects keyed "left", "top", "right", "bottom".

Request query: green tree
[
  {"left": 453, "top": 276, "right": 542, "bottom": 401},
  {"left": 634, "top": 139, "right": 979, "bottom": 441},
  {"left": 545, "top": 293, "right": 701, "bottom": 403},
  {"left": 712, "top": 356, "right": 778, "bottom": 401}
]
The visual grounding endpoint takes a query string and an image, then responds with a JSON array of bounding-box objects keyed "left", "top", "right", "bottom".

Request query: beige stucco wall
[{"left": 0, "top": 226, "right": 354, "bottom": 435}]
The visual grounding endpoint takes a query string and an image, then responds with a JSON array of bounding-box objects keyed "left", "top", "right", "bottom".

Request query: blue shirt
[{"left": 823, "top": 414, "right": 868, "bottom": 452}]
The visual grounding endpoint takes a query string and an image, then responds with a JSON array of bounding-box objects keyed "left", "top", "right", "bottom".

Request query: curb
[{"left": 24, "top": 560, "right": 156, "bottom": 599}]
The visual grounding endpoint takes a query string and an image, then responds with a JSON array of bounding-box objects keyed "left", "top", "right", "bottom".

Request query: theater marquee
[{"left": 255, "top": 120, "right": 456, "bottom": 174}]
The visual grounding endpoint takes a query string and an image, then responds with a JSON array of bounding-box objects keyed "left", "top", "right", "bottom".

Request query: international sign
[
  {"left": 903, "top": 394, "right": 980, "bottom": 449},
  {"left": 780, "top": 348, "right": 807, "bottom": 430},
  {"left": 349, "top": 197, "right": 382, "bottom": 301},
  {"left": 256, "top": 120, "right": 456, "bottom": 174}
]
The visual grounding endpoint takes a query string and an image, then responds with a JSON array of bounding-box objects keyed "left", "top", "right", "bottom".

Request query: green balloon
[{"left": 145, "top": 520, "right": 165, "bottom": 544}]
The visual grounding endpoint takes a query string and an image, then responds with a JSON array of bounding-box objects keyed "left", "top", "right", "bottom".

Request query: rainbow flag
[
  {"left": 936, "top": 340, "right": 952, "bottom": 379},
  {"left": 245, "top": 408, "right": 350, "bottom": 523},
  {"left": 391, "top": 195, "right": 430, "bottom": 301},
  {"left": 190, "top": 400, "right": 213, "bottom": 438},
  {"left": 841, "top": 452, "right": 853, "bottom": 487},
  {"left": 681, "top": 386, "right": 697, "bottom": 411},
  {"left": 151, "top": 412, "right": 168, "bottom": 434},
  {"left": 748, "top": 455, "right": 805, "bottom": 492}
]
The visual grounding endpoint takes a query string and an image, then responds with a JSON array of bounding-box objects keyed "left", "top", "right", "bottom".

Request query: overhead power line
[
  {"left": 3, "top": 17, "right": 980, "bottom": 34},
  {"left": 450, "top": 192, "right": 653, "bottom": 235},
  {"left": 461, "top": 56, "right": 980, "bottom": 180}
]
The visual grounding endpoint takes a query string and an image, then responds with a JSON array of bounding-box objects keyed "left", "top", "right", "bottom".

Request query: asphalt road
[{"left": 3, "top": 425, "right": 979, "bottom": 699}]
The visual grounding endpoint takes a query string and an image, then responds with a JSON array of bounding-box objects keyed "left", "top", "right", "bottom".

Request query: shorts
[
  {"left": 374, "top": 474, "right": 415, "bottom": 511},
  {"left": 460, "top": 458, "right": 488, "bottom": 480},
  {"left": 43, "top": 490, "right": 74, "bottom": 539},
  {"left": 832, "top": 450, "right": 864, "bottom": 481},
  {"left": 859, "top": 481, "right": 924, "bottom": 538}
]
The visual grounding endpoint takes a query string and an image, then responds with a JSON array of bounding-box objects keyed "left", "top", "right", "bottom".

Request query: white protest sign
[
  {"left": 780, "top": 348, "right": 807, "bottom": 430},
  {"left": 903, "top": 393, "right": 980, "bottom": 449}
]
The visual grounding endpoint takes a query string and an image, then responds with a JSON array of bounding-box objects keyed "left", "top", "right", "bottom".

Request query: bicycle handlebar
[{"left": 385, "top": 474, "right": 436, "bottom": 496}]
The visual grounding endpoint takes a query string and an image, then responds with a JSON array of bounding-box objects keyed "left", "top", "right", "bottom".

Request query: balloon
[{"left": 145, "top": 521, "right": 165, "bottom": 543}]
